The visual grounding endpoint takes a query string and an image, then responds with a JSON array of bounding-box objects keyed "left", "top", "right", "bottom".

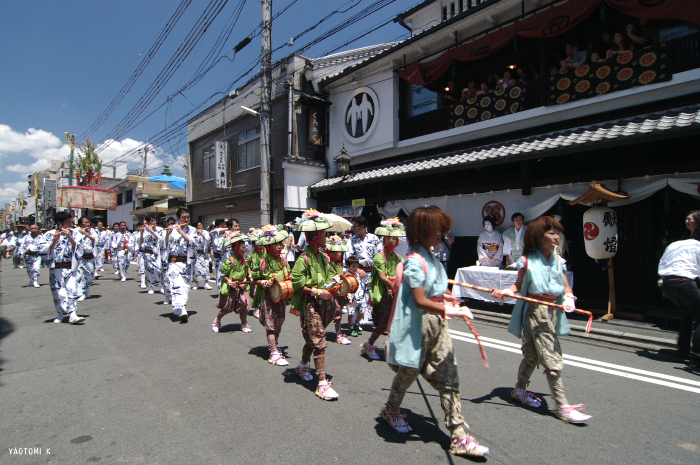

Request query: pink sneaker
[
  {"left": 315, "top": 381, "right": 338, "bottom": 401},
  {"left": 511, "top": 388, "right": 542, "bottom": 408},
  {"left": 450, "top": 435, "right": 489, "bottom": 457},
  {"left": 296, "top": 364, "right": 313, "bottom": 382},
  {"left": 336, "top": 334, "right": 352, "bottom": 345},
  {"left": 556, "top": 404, "right": 592, "bottom": 424},
  {"left": 362, "top": 342, "right": 380, "bottom": 360},
  {"left": 212, "top": 319, "right": 221, "bottom": 333},
  {"left": 241, "top": 323, "right": 253, "bottom": 333},
  {"left": 381, "top": 407, "right": 412, "bottom": 433}
]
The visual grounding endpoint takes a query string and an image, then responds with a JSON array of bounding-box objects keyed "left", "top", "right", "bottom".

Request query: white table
[{"left": 452, "top": 266, "right": 574, "bottom": 305}]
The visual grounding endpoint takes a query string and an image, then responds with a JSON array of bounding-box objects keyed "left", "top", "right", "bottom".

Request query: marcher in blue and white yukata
[
  {"left": 191, "top": 225, "right": 211, "bottom": 289},
  {"left": 40, "top": 221, "right": 84, "bottom": 324},
  {"left": 94, "top": 224, "right": 110, "bottom": 273},
  {"left": 111, "top": 227, "right": 131, "bottom": 282},
  {"left": 132, "top": 226, "right": 146, "bottom": 288},
  {"left": 345, "top": 224, "right": 383, "bottom": 327},
  {"left": 164, "top": 218, "right": 196, "bottom": 320},
  {"left": 72, "top": 220, "right": 97, "bottom": 300},
  {"left": 140, "top": 219, "right": 163, "bottom": 294},
  {"left": 18, "top": 225, "right": 43, "bottom": 287},
  {"left": 209, "top": 227, "right": 228, "bottom": 289}
]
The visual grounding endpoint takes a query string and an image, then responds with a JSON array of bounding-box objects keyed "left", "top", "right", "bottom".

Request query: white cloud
[
  {"left": 0, "top": 181, "right": 29, "bottom": 207},
  {"left": 0, "top": 124, "right": 67, "bottom": 175}
]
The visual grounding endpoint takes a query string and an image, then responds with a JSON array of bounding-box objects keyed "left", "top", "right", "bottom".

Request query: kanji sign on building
[{"left": 215, "top": 140, "right": 228, "bottom": 188}]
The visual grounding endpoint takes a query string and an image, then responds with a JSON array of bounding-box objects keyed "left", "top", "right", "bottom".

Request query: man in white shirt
[
  {"left": 658, "top": 233, "right": 700, "bottom": 367},
  {"left": 502, "top": 212, "right": 526, "bottom": 266}
]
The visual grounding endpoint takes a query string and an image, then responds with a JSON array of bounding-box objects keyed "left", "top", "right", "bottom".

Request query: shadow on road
[
  {"left": 635, "top": 348, "right": 686, "bottom": 364},
  {"left": 0, "top": 316, "right": 15, "bottom": 384},
  {"left": 159, "top": 311, "right": 197, "bottom": 323}
]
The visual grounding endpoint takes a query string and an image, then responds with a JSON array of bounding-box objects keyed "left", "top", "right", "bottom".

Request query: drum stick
[{"left": 448, "top": 279, "right": 593, "bottom": 335}]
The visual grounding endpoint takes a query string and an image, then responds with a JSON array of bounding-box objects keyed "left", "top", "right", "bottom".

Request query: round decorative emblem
[
  {"left": 481, "top": 111, "right": 491, "bottom": 120},
  {"left": 584, "top": 222, "right": 600, "bottom": 241},
  {"left": 638, "top": 70, "right": 657, "bottom": 85},
  {"left": 455, "top": 119, "right": 465, "bottom": 127},
  {"left": 557, "top": 78, "right": 571, "bottom": 91},
  {"left": 342, "top": 87, "right": 379, "bottom": 144},
  {"left": 510, "top": 102, "right": 520, "bottom": 114},
  {"left": 617, "top": 67, "right": 634, "bottom": 81},
  {"left": 454, "top": 105, "right": 465, "bottom": 116},
  {"left": 617, "top": 52, "right": 633, "bottom": 64},
  {"left": 480, "top": 96, "right": 491, "bottom": 107},
  {"left": 596, "top": 66, "right": 611, "bottom": 79},
  {"left": 509, "top": 87, "right": 521, "bottom": 99},
  {"left": 482, "top": 201, "right": 505, "bottom": 226},
  {"left": 468, "top": 108, "right": 478, "bottom": 119},
  {"left": 576, "top": 80, "right": 591, "bottom": 93},
  {"left": 596, "top": 82, "right": 611, "bottom": 94},
  {"left": 495, "top": 89, "right": 505, "bottom": 96},
  {"left": 467, "top": 97, "right": 477, "bottom": 105},
  {"left": 495, "top": 99, "right": 507, "bottom": 111},
  {"left": 556, "top": 93, "right": 571, "bottom": 104},
  {"left": 575, "top": 65, "right": 590, "bottom": 77},
  {"left": 639, "top": 52, "right": 657, "bottom": 67}
]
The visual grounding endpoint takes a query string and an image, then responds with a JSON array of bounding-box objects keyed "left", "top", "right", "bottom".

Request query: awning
[{"left": 310, "top": 104, "right": 700, "bottom": 191}]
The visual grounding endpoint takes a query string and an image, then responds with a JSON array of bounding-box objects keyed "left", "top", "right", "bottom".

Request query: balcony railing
[{"left": 399, "top": 34, "right": 700, "bottom": 141}]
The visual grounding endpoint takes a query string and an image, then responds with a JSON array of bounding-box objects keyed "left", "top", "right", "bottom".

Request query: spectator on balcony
[
  {"left": 502, "top": 70, "right": 518, "bottom": 88},
  {"left": 487, "top": 73, "right": 499, "bottom": 92},
  {"left": 478, "top": 82, "right": 490, "bottom": 95},
  {"left": 559, "top": 42, "right": 587, "bottom": 73},
  {"left": 461, "top": 80, "right": 478, "bottom": 100},
  {"left": 516, "top": 66, "right": 532, "bottom": 84},
  {"left": 606, "top": 32, "right": 632, "bottom": 59},
  {"left": 627, "top": 18, "right": 653, "bottom": 48},
  {"left": 527, "top": 63, "right": 539, "bottom": 80},
  {"left": 443, "top": 80, "right": 461, "bottom": 105},
  {"left": 590, "top": 52, "right": 604, "bottom": 63}
]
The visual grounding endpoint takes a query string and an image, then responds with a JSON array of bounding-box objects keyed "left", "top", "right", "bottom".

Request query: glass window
[
  {"left": 202, "top": 146, "right": 216, "bottom": 181},
  {"left": 409, "top": 84, "right": 438, "bottom": 116},
  {"left": 238, "top": 127, "right": 261, "bottom": 171},
  {"left": 125, "top": 189, "right": 133, "bottom": 203},
  {"left": 116, "top": 193, "right": 123, "bottom": 206}
]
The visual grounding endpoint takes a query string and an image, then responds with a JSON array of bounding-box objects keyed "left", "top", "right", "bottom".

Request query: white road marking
[{"left": 450, "top": 329, "right": 700, "bottom": 394}]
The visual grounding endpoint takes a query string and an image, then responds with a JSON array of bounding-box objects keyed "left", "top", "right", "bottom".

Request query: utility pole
[
  {"left": 259, "top": 0, "right": 272, "bottom": 225},
  {"left": 65, "top": 132, "right": 76, "bottom": 186},
  {"left": 141, "top": 142, "right": 154, "bottom": 177}
]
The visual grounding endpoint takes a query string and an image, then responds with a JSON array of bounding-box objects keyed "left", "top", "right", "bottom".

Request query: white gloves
[{"left": 563, "top": 293, "right": 576, "bottom": 313}]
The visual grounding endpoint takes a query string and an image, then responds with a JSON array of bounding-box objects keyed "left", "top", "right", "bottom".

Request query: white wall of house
[{"left": 282, "top": 162, "right": 325, "bottom": 211}]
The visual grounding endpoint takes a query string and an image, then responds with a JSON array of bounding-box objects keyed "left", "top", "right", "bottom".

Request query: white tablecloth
[{"left": 452, "top": 266, "right": 574, "bottom": 304}]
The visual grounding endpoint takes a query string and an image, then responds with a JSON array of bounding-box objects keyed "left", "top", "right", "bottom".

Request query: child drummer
[
  {"left": 290, "top": 209, "right": 339, "bottom": 401},
  {"left": 492, "top": 216, "right": 591, "bottom": 424},
  {"left": 252, "top": 224, "right": 292, "bottom": 366},
  {"left": 362, "top": 218, "right": 405, "bottom": 360},
  {"left": 247, "top": 229, "right": 265, "bottom": 320},
  {"left": 212, "top": 232, "right": 252, "bottom": 333},
  {"left": 327, "top": 235, "right": 352, "bottom": 345}
]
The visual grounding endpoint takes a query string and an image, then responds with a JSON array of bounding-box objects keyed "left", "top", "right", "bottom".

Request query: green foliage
[{"left": 71, "top": 139, "right": 103, "bottom": 185}]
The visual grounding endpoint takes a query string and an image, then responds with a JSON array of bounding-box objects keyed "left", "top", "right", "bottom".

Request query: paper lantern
[{"left": 583, "top": 206, "right": 618, "bottom": 259}]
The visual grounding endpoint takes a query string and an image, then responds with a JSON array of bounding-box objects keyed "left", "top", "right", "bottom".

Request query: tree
[{"left": 72, "top": 139, "right": 103, "bottom": 186}]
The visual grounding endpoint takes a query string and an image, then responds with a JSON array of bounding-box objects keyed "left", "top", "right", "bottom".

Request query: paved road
[{"left": 1, "top": 259, "right": 699, "bottom": 464}]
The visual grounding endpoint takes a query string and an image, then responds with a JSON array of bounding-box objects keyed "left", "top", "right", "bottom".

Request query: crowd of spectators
[{"left": 443, "top": 63, "right": 539, "bottom": 105}]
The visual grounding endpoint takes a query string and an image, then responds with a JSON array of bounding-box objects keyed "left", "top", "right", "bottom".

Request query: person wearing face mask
[
  {"left": 492, "top": 216, "right": 590, "bottom": 424},
  {"left": 477, "top": 215, "right": 503, "bottom": 267}
]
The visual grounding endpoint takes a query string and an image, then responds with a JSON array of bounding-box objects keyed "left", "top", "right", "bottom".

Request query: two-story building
[{"left": 304, "top": 0, "right": 700, "bottom": 316}]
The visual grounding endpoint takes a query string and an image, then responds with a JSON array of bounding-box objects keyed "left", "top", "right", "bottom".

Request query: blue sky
[{"left": 0, "top": 0, "right": 416, "bottom": 205}]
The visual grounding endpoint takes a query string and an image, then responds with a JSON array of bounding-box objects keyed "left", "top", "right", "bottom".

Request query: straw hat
[
  {"left": 326, "top": 234, "right": 349, "bottom": 252},
  {"left": 223, "top": 231, "right": 248, "bottom": 249},
  {"left": 374, "top": 217, "right": 406, "bottom": 237},
  {"left": 259, "top": 224, "right": 289, "bottom": 246},
  {"left": 291, "top": 209, "right": 333, "bottom": 232}
]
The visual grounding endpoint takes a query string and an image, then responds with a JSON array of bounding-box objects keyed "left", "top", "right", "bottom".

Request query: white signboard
[{"left": 215, "top": 140, "right": 228, "bottom": 188}]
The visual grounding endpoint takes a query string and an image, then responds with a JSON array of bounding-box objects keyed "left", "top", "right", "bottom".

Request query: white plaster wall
[{"left": 282, "top": 162, "right": 325, "bottom": 210}]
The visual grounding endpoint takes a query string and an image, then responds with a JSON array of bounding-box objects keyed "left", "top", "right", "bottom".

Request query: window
[
  {"left": 116, "top": 193, "right": 123, "bottom": 205},
  {"left": 238, "top": 127, "right": 261, "bottom": 171},
  {"left": 202, "top": 146, "right": 216, "bottom": 181},
  {"left": 442, "top": 6, "right": 448, "bottom": 21},
  {"left": 409, "top": 84, "right": 438, "bottom": 116},
  {"left": 125, "top": 189, "right": 133, "bottom": 203}
]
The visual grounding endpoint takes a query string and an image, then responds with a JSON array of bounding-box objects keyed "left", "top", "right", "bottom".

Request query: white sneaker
[
  {"left": 296, "top": 364, "right": 313, "bottom": 382},
  {"left": 241, "top": 323, "right": 253, "bottom": 333},
  {"left": 191, "top": 286, "right": 198, "bottom": 290},
  {"left": 163, "top": 299, "right": 170, "bottom": 305},
  {"left": 140, "top": 283, "right": 147, "bottom": 289},
  {"left": 54, "top": 315, "right": 64, "bottom": 324},
  {"left": 381, "top": 407, "right": 412, "bottom": 433},
  {"left": 120, "top": 277, "right": 126, "bottom": 282},
  {"left": 204, "top": 283, "right": 212, "bottom": 290},
  {"left": 114, "top": 271, "right": 119, "bottom": 275},
  {"left": 362, "top": 342, "right": 380, "bottom": 360},
  {"left": 33, "top": 282, "right": 40, "bottom": 288},
  {"left": 77, "top": 295, "right": 86, "bottom": 302},
  {"left": 556, "top": 405, "right": 592, "bottom": 424},
  {"left": 315, "top": 381, "right": 339, "bottom": 401},
  {"left": 212, "top": 320, "right": 221, "bottom": 332},
  {"left": 68, "top": 313, "right": 86, "bottom": 324},
  {"left": 147, "top": 289, "right": 154, "bottom": 295},
  {"left": 268, "top": 351, "right": 290, "bottom": 366},
  {"left": 100, "top": 268, "right": 105, "bottom": 272},
  {"left": 160, "top": 288, "right": 165, "bottom": 294}
]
